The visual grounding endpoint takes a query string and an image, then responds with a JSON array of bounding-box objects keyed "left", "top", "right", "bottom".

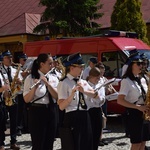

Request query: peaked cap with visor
[{"left": 63, "top": 53, "right": 84, "bottom": 67}]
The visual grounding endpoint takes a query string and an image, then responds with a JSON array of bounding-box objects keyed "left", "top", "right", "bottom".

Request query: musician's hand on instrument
[
  {"left": 33, "top": 79, "right": 40, "bottom": 88},
  {"left": 15, "top": 78, "right": 22, "bottom": 84},
  {"left": 71, "top": 85, "right": 79, "bottom": 94},
  {"left": 136, "top": 105, "right": 150, "bottom": 113},
  {"left": 3, "top": 79, "right": 9, "bottom": 84},
  {"left": 2, "top": 84, "right": 10, "bottom": 91},
  {"left": 3, "top": 90, "right": 10, "bottom": 97},
  {"left": 21, "top": 71, "right": 29, "bottom": 78},
  {"left": 77, "top": 83, "right": 84, "bottom": 93},
  {"left": 40, "top": 76, "right": 49, "bottom": 86}
]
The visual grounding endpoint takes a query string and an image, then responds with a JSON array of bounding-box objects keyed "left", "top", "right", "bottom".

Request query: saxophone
[
  {"left": 5, "top": 64, "right": 21, "bottom": 106},
  {"left": 144, "top": 71, "right": 150, "bottom": 121}
]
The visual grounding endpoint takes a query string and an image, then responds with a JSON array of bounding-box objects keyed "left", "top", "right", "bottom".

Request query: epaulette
[{"left": 60, "top": 76, "right": 67, "bottom": 81}]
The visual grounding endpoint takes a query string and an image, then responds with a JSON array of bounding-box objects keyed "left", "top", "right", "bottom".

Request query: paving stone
[{"left": 4, "top": 116, "right": 150, "bottom": 150}]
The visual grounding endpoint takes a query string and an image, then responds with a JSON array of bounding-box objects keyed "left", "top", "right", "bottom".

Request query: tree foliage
[
  {"left": 34, "top": 0, "right": 103, "bottom": 37},
  {"left": 111, "top": 0, "right": 149, "bottom": 44}
]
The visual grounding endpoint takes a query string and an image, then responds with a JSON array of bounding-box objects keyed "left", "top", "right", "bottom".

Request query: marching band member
[
  {"left": 0, "top": 54, "right": 11, "bottom": 150},
  {"left": 86, "top": 67, "right": 105, "bottom": 150},
  {"left": 16, "top": 53, "right": 29, "bottom": 136},
  {"left": 117, "top": 54, "right": 150, "bottom": 150},
  {"left": 1, "top": 50, "right": 22, "bottom": 150},
  {"left": 23, "top": 53, "right": 59, "bottom": 150},
  {"left": 51, "top": 56, "right": 62, "bottom": 79},
  {"left": 82, "top": 57, "right": 98, "bottom": 80},
  {"left": 57, "top": 53, "right": 97, "bottom": 150},
  {"left": 95, "top": 62, "right": 112, "bottom": 146},
  {"left": 19, "top": 53, "right": 30, "bottom": 79}
]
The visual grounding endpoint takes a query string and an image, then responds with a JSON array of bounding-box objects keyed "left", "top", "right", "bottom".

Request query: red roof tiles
[
  {"left": 0, "top": 0, "right": 45, "bottom": 36},
  {"left": 0, "top": 0, "right": 150, "bottom": 36}
]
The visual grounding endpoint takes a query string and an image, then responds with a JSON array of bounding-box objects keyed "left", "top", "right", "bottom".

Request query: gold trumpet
[
  {"left": 11, "top": 62, "right": 20, "bottom": 67},
  {"left": 57, "top": 57, "right": 66, "bottom": 79}
]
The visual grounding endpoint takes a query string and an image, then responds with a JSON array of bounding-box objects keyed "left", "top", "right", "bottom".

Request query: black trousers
[
  {"left": 0, "top": 103, "right": 6, "bottom": 146},
  {"left": 6, "top": 103, "right": 17, "bottom": 145},
  {"left": 62, "top": 110, "right": 93, "bottom": 150},
  {"left": 89, "top": 107, "right": 102, "bottom": 150},
  {"left": 16, "top": 94, "right": 26, "bottom": 131},
  {"left": 28, "top": 103, "right": 58, "bottom": 150}
]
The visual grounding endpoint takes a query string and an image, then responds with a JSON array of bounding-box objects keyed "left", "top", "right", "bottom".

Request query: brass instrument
[
  {"left": 5, "top": 64, "right": 21, "bottom": 106},
  {"left": 144, "top": 71, "right": 150, "bottom": 121},
  {"left": 0, "top": 69, "right": 13, "bottom": 106},
  {"left": 57, "top": 57, "right": 66, "bottom": 79},
  {"left": 11, "top": 62, "right": 20, "bottom": 68}
]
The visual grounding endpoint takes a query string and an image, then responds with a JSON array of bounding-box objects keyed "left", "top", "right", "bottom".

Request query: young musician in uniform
[
  {"left": 86, "top": 67, "right": 105, "bottom": 150},
  {"left": 95, "top": 62, "right": 112, "bottom": 145},
  {"left": 16, "top": 53, "right": 28, "bottom": 135},
  {"left": 57, "top": 53, "right": 98, "bottom": 150},
  {"left": 82, "top": 57, "right": 98, "bottom": 80},
  {"left": 1, "top": 50, "right": 22, "bottom": 150},
  {"left": 117, "top": 54, "right": 150, "bottom": 150},
  {"left": 23, "top": 53, "right": 59, "bottom": 150},
  {"left": 0, "top": 55, "right": 11, "bottom": 150},
  {"left": 51, "top": 56, "right": 62, "bottom": 79}
]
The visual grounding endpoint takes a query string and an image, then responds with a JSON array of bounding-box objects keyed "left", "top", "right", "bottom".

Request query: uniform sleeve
[
  {"left": 82, "top": 80, "right": 93, "bottom": 91},
  {"left": 50, "top": 75, "right": 59, "bottom": 90},
  {"left": 0, "top": 74, "right": 4, "bottom": 86},
  {"left": 82, "top": 68, "right": 88, "bottom": 80},
  {"left": 119, "top": 79, "right": 130, "bottom": 96},
  {"left": 57, "top": 81, "right": 69, "bottom": 100},
  {"left": 23, "top": 75, "right": 34, "bottom": 96}
]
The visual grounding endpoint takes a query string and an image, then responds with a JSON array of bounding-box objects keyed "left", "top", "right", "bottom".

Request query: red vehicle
[{"left": 24, "top": 30, "right": 150, "bottom": 114}]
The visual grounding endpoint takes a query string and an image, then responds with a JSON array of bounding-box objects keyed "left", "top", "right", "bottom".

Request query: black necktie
[
  {"left": 7, "top": 67, "right": 12, "bottom": 83},
  {"left": 73, "top": 78, "right": 87, "bottom": 109},
  {"left": 46, "top": 76, "right": 54, "bottom": 105},
  {"left": 135, "top": 77, "right": 146, "bottom": 101}
]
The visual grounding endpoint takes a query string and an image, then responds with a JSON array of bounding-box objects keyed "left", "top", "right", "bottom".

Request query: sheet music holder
[
  {"left": 95, "top": 78, "right": 116, "bottom": 91},
  {"left": 105, "top": 92, "right": 119, "bottom": 101}
]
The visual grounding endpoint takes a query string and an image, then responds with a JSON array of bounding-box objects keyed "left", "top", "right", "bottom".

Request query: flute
[
  {"left": 30, "top": 69, "right": 53, "bottom": 90},
  {"left": 79, "top": 70, "right": 83, "bottom": 82}
]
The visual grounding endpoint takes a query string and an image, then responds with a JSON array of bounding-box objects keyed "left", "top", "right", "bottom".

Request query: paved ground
[{"left": 4, "top": 115, "right": 150, "bottom": 150}]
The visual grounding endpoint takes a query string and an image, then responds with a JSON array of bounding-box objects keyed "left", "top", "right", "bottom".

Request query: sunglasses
[
  {"left": 143, "top": 62, "right": 148, "bottom": 66},
  {"left": 133, "top": 62, "right": 143, "bottom": 66}
]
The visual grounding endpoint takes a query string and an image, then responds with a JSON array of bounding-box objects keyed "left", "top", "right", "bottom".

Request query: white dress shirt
[
  {"left": 119, "top": 77, "right": 147, "bottom": 105},
  {"left": 23, "top": 70, "right": 59, "bottom": 104},
  {"left": 57, "top": 73, "right": 93, "bottom": 113}
]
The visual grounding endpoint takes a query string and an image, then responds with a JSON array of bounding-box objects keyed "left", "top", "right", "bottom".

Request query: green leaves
[
  {"left": 111, "top": 0, "right": 149, "bottom": 44},
  {"left": 34, "top": 0, "right": 103, "bottom": 37}
]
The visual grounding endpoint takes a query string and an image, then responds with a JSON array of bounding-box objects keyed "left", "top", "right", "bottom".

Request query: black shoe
[
  {"left": 16, "top": 130, "right": 22, "bottom": 136},
  {"left": 99, "top": 141, "right": 105, "bottom": 146},
  {"left": 101, "top": 139, "right": 109, "bottom": 145},
  {"left": 10, "top": 144, "right": 20, "bottom": 150},
  {"left": 145, "top": 146, "right": 149, "bottom": 150}
]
